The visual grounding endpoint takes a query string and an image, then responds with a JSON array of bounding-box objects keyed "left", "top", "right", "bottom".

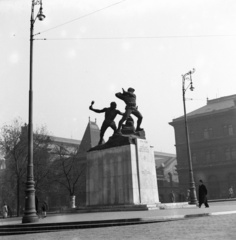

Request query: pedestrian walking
[
  {"left": 228, "top": 186, "right": 234, "bottom": 198},
  {"left": 198, "top": 180, "right": 209, "bottom": 208},
  {"left": 170, "top": 190, "right": 175, "bottom": 203},
  {"left": 2, "top": 202, "right": 8, "bottom": 218},
  {"left": 35, "top": 195, "right": 39, "bottom": 214},
  {"left": 41, "top": 201, "right": 48, "bottom": 218},
  {"left": 186, "top": 189, "right": 190, "bottom": 202},
  {"left": 7, "top": 205, "right": 12, "bottom": 217}
]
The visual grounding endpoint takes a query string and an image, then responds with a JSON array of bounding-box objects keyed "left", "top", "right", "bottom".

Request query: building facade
[
  {"left": 170, "top": 94, "right": 236, "bottom": 199},
  {"left": 154, "top": 152, "right": 179, "bottom": 203}
]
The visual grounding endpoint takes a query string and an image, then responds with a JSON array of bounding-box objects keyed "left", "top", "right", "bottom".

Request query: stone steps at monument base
[
  {"left": 74, "top": 204, "right": 159, "bottom": 213},
  {"left": 0, "top": 218, "right": 160, "bottom": 236},
  {"left": 159, "top": 202, "right": 197, "bottom": 210}
]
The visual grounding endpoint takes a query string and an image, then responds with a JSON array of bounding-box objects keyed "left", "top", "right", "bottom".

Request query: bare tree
[
  {"left": 0, "top": 119, "right": 51, "bottom": 216},
  {"left": 0, "top": 119, "right": 27, "bottom": 216},
  {"left": 33, "top": 126, "right": 52, "bottom": 195},
  {"left": 50, "top": 144, "right": 86, "bottom": 208}
]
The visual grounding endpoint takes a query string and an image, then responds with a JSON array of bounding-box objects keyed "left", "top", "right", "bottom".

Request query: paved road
[
  {"left": 2, "top": 201, "right": 236, "bottom": 226},
  {"left": 2, "top": 213, "right": 236, "bottom": 240}
]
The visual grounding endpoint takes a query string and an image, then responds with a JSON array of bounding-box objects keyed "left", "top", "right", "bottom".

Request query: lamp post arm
[{"left": 29, "top": 0, "right": 35, "bottom": 90}]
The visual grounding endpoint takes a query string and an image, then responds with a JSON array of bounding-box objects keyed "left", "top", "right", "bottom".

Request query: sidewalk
[{"left": 1, "top": 201, "right": 236, "bottom": 235}]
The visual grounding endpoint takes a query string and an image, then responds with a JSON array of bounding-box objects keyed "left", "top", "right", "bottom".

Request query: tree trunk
[{"left": 17, "top": 178, "right": 20, "bottom": 217}]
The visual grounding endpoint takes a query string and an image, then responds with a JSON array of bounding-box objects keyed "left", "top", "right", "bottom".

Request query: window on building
[
  {"left": 229, "top": 125, "right": 234, "bottom": 135},
  {"left": 208, "top": 175, "right": 220, "bottom": 199},
  {"left": 209, "top": 128, "right": 213, "bottom": 138},
  {"left": 176, "top": 132, "right": 185, "bottom": 143},
  {"left": 0, "top": 159, "right": 6, "bottom": 170},
  {"left": 206, "top": 150, "right": 216, "bottom": 162},
  {"left": 211, "top": 150, "right": 216, "bottom": 162},
  {"left": 225, "top": 147, "right": 231, "bottom": 161},
  {"left": 223, "top": 125, "right": 234, "bottom": 136},
  {"left": 158, "top": 180, "right": 164, "bottom": 187},
  {"left": 206, "top": 151, "right": 211, "bottom": 162},
  {"left": 192, "top": 153, "right": 197, "bottom": 163},
  {"left": 203, "top": 128, "right": 214, "bottom": 139},
  {"left": 228, "top": 173, "right": 236, "bottom": 189},
  {"left": 231, "top": 147, "right": 236, "bottom": 160},
  {"left": 190, "top": 130, "right": 195, "bottom": 141},
  {"left": 223, "top": 125, "right": 228, "bottom": 136},
  {"left": 204, "top": 129, "right": 209, "bottom": 139},
  {"left": 168, "top": 172, "right": 173, "bottom": 187}
]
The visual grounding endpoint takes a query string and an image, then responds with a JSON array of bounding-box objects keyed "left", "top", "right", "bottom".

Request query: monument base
[
  {"left": 77, "top": 204, "right": 158, "bottom": 213},
  {"left": 86, "top": 137, "right": 159, "bottom": 210}
]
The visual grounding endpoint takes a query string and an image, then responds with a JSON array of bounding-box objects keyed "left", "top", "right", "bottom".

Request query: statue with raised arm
[
  {"left": 115, "top": 87, "right": 143, "bottom": 134},
  {"left": 89, "top": 101, "right": 123, "bottom": 145}
]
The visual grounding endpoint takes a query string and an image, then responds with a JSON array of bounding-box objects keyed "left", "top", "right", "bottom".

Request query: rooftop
[
  {"left": 173, "top": 94, "right": 236, "bottom": 121},
  {"left": 50, "top": 136, "right": 81, "bottom": 145},
  {"left": 154, "top": 151, "right": 176, "bottom": 169}
]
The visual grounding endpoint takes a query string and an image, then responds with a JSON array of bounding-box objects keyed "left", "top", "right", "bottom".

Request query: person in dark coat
[
  {"left": 35, "top": 195, "right": 39, "bottom": 214},
  {"left": 7, "top": 205, "right": 12, "bottom": 217},
  {"left": 41, "top": 201, "right": 48, "bottom": 218},
  {"left": 198, "top": 180, "right": 209, "bottom": 208},
  {"left": 170, "top": 190, "right": 175, "bottom": 203}
]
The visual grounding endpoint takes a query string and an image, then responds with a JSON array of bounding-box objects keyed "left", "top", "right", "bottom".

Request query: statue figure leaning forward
[
  {"left": 89, "top": 101, "right": 123, "bottom": 145},
  {"left": 115, "top": 87, "right": 143, "bottom": 134}
]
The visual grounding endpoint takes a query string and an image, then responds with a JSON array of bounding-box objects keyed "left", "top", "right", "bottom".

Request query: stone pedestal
[{"left": 86, "top": 138, "right": 159, "bottom": 210}]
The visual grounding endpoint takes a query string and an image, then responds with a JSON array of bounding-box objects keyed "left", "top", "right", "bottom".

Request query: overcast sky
[{"left": 1, "top": 0, "right": 236, "bottom": 153}]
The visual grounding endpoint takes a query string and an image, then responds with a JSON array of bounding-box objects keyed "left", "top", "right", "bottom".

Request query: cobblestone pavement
[{"left": 2, "top": 213, "right": 236, "bottom": 240}]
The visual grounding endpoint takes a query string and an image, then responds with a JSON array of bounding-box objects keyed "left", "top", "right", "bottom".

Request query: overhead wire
[
  {"left": 35, "top": 34, "right": 236, "bottom": 41},
  {"left": 33, "top": 0, "right": 236, "bottom": 41},
  {"left": 35, "top": 0, "right": 126, "bottom": 36}
]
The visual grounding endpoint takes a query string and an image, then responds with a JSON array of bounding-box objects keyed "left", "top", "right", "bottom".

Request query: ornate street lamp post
[
  {"left": 22, "top": 0, "right": 45, "bottom": 224},
  {"left": 182, "top": 69, "right": 197, "bottom": 205}
]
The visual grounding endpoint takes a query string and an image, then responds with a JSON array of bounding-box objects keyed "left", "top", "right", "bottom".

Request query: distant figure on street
[
  {"left": 2, "top": 202, "right": 8, "bottom": 218},
  {"left": 7, "top": 205, "right": 12, "bottom": 217},
  {"left": 115, "top": 88, "right": 143, "bottom": 133},
  {"left": 198, "top": 180, "right": 209, "bottom": 208},
  {"left": 186, "top": 189, "right": 190, "bottom": 202},
  {"left": 178, "top": 191, "right": 185, "bottom": 202},
  {"left": 89, "top": 101, "right": 123, "bottom": 145},
  {"left": 228, "top": 186, "right": 234, "bottom": 198},
  {"left": 170, "top": 190, "right": 175, "bottom": 203},
  {"left": 35, "top": 195, "right": 39, "bottom": 214},
  {"left": 41, "top": 201, "right": 48, "bottom": 218}
]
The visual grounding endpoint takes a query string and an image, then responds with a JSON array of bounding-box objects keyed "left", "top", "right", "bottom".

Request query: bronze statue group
[{"left": 89, "top": 87, "right": 143, "bottom": 145}]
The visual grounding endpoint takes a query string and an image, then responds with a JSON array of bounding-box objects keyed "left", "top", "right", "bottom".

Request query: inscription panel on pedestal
[{"left": 136, "top": 139, "right": 159, "bottom": 203}]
